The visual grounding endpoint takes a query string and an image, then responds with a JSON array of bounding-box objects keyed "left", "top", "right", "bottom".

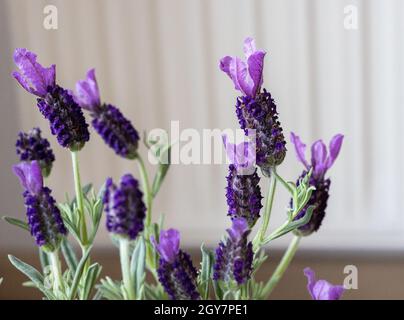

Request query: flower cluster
[
  {"left": 15, "top": 127, "right": 55, "bottom": 177},
  {"left": 75, "top": 69, "right": 140, "bottom": 159},
  {"left": 220, "top": 38, "right": 286, "bottom": 176},
  {"left": 104, "top": 174, "right": 146, "bottom": 240},
  {"left": 12, "top": 161, "right": 66, "bottom": 251},
  {"left": 223, "top": 135, "right": 262, "bottom": 227},
  {"left": 290, "top": 133, "right": 344, "bottom": 236},
  {"left": 6, "top": 40, "right": 345, "bottom": 301},
  {"left": 213, "top": 218, "right": 253, "bottom": 284},
  {"left": 13, "top": 49, "right": 90, "bottom": 151},
  {"left": 152, "top": 229, "right": 200, "bottom": 300}
]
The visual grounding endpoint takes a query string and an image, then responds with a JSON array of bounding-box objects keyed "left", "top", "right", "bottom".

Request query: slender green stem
[
  {"left": 261, "top": 235, "right": 301, "bottom": 299},
  {"left": 253, "top": 168, "right": 277, "bottom": 250},
  {"left": 136, "top": 155, "right": 152, "bottom": 227},
  {"left": 71, "top": 151, "right": 88, "bottom": 245},
  {"left": 119, "top": 238, "right": 135, "bottom": 300},
  {"left": 49, "top": 250, "right": 64, "bottom": 294}
]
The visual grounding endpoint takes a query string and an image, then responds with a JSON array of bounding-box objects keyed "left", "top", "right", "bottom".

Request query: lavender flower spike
[
  {"left": 13, "top": 161, "right": 67, "bottom": 251},
  {"left": 104, "top": 174, "right": 146, "bottom": 240},
  {"left": 213, "top": 218, "right": 253, "bottom": 285},
  {"left": 75, "top": 69, "right": 140, "bottom": 159},
  {"left": 304, "top": 268, "right": 344, "bottom": 300},
  {"left": 12, "top": 48, "right": 89, "bottom": 151},
  {"left": 220, "top": 38, "right": 286, "bottom": 174},
  {"left": 290, "top": 133, "right": 344, "bottom": 236},
  {"left": 16, "top": 127, "right": 55, "bottom": 177},
  {"left": 152, "top": 229, "right": 200, "bottom": 300},
  {"left": 224, "top": 135, "right": 262, "bottom": 228}
]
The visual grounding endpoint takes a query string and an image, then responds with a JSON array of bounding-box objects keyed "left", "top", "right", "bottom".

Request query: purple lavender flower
[
  {"left": 224, "top": 135, "right": 262, "bottom": 228},
  {"left": 220, "top": 38, "right": 286, "bottom": 175},
  {"left": 103, "top": 174, "right": 146, "bottom": 240},
  {"left": 152, "top": 229, "right": 200, "bottom": 300},
  {"left": 213, "top": 218, "right": 253, "bottom": 285},
  {"left": 75, "top": 69, "right": 139, "bottom": 159},
  {"left": 12, "top": 161, "right": 67, "bottom": 251},
  {"left": 12, "top": 48, "right": 89, "bottom": 151},
  {"left": 15, "top": 127, "right": 55, "bottom": 177},
  {"left": 304, "top": 267, "right": 344, "bottom": 300},
  {"left": 290, "top": 132, "right": 344, "bottom": 236}
]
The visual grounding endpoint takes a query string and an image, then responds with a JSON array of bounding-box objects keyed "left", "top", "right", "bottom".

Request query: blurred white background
[{"left": 1, "top": 0, "right": 403, "bottom": 251}]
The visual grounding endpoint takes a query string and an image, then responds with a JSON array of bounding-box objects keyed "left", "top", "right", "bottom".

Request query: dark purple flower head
[
  {"left": 220, "top": 37, "right": 265, "bottom": 98},
  {"left": 290, "top": 133, "right": 344, "bottom": 236},
  {"left": 213, "top": 218, "right": 253, "bottom": 285},
  {"left": 16, "top": 127, "right": 55, "bottom": 177},
  {"left": 12, "top": 48, "right": 55, "bottom": 98},
  {"left": 104, "top": 174, "right": 146, "bottom": 240},
  {"left": 290, "top": 132, "right": 344, "bottom": 180},
  {"left": 304, "top": 268, "right": 344, "bottom": 300},
  {"left": 12, "top": 49, "right": 90, "bottom": 151},
  {"left": 12, "top": 161, "right": 66, "bottom": 251},
  {"left": 236, "top": 91, "right": 286, "bottom": 174},
  {"left": 75, "top": 69, "right": 139, "bottom": 159},
  {"left": 75, "top": 68, "right": 101, "bottom": 111},
  {"left": 224, "top": 138, "right": 262, "bottom": 227},
  {"left": 152, "top": 229, "right": 200, "bottom": 300}
]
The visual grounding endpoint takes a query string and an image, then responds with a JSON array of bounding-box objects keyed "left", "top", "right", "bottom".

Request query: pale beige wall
[{"left": 0, "top": 0, "right": 404, "bottom": 253}]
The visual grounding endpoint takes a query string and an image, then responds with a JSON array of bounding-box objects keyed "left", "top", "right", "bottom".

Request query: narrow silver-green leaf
[
  {"left": 3, "top": 216, "right": 29, "bottom": 232},
  {"left": 131, "top": 237, "right": 146, "bottom": 299},
  {"left": 61, "top": 238, "right": 78, "bottom": 272}
]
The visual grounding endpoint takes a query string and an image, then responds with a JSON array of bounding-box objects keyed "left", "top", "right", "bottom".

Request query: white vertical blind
[{"left": 1, "top": 0, "right": 404, "bottom": 250}]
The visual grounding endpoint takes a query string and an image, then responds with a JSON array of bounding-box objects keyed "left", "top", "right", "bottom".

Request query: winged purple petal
[
  {"left": 290, "top": 132, "right": 309, "bottom": 169},
  {"left": 12, "top": 161, "right": 43, "bottom": 194},
  {"left": 154, "top": 229, "right": 180, "bottom": 263},
  {"left": 12, "top": 48, "right": 55, "bottom": 97},
  {"left": 75, "top": 68, "right": 101, "bottom": 111},
  {"left": 243, "top": 37, "right": 256, "bottom": 58},
  {"left": 223, "top": 135, "right": 255, "bottom": 172},
  {"left": 304, "top": 267, "right": 344, "bottom": 300},
  {"left": 227, "top": 217, "right": 249, "bottom": 241},
  {"left": 247, "top": 50, "right": 265, "bottom": 96},
  {"left": 303, "top": 267, "right": 317, "bottom": 300},
  {"left": 229, "top": 57, "right": 253, "bottom": 97},
  {"left": 219, "top": 56, "right": 233, "bottom": 80},
  {"left": 326, "top": 134, "right": 344, "bottom": 170},
  {"left": 311, "top": 140, "right": 328, "bottom": 178}
]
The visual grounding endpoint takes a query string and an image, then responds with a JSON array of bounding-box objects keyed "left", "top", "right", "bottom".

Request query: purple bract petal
[
  {"left": 247, "top": 50, "right": 266, "bottom": 97},
  {"left": 304, "top": 267, "right": 344, "bottom": 300},
  {"left": 326, "top": 134, "right": 344, "bottom": 170},
  {"left": 311, "top": 140, "right": 328, "bottom": 178},
  {"left": 153, "top": 229, "right": 180, "bottom": 263},
  {"left": 12, "top": 48, "right": 55, "bottom": 97},
  {"left": 219, "top": 37, "right": 266, "bottom": 98},
  {"left": 227, "top": 218, "right": 249, "bottom": 242},
  {"left": 222, "top": 134, "right": 256, "bottom": 173},
  {"left": 75, "top": 68, "right": 101, "bottom": 111},
  {"left": 12, "top": 161, "right": 43, "bottom": 194},
  {"left": 243, "top": 37, "right": 256, "bottom": 58},
  {"left": 290, "top": 132, "right": 309, "bottom": 169}
]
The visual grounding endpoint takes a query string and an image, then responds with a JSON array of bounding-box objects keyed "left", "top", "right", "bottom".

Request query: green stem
[
  {"left": 49, "top": 250, "right": 64, "bottom": 294},
  {"left": 253, "top": 168, "right": 277, "bottom": 250},
  {"left": 119, "top": 238, "right": 135, "bottom": 300},
  {"left": 71, "top": 151, "right": 88, "bottom": 245},
  {"left": 136, "top": 155, "right": 152, "bottom": 227},
  {"left": 261, "top": 235, "right": 301, "bottom": 299}
]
